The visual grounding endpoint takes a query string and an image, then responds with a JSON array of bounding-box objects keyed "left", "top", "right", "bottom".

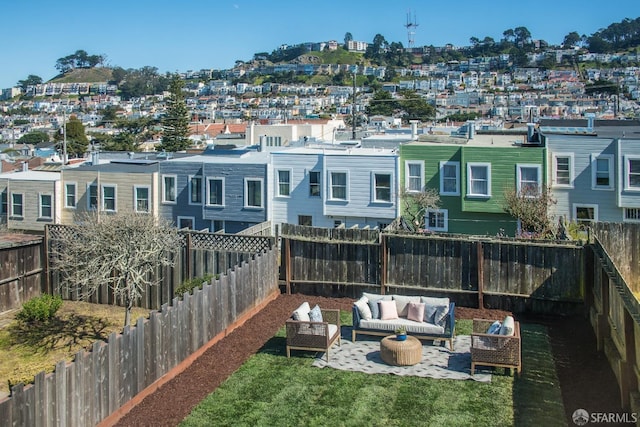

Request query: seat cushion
[
  {"left": 500, "top": 316, "right": 515, "bottom": 336},
  {"left": 393, "top": 295, "right": 421, "bottom": 317},
  {"left": 360, "top": 318, "right": 445, "bottom": 335}
]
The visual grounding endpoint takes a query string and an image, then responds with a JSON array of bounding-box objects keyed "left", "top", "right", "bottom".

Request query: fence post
[
  {"left": 44, "top": 225, "right": 51, "bottom": 295},
  {"left": 185, "top": 232, "right": 192, "bottom": 281},
  {"left": 380, "top": 233, "right": 386, "bottom": 294},
  {"left": 477, "top": 240, "right": 484, "bottom": 309},
  {"left": 284, "top": 237, "right": 291, "bottom": 294}
]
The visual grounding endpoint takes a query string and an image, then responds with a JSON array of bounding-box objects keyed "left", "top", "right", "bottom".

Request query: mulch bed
[{"left": 112, "top": 293, "right": 623, "bottom": 427}]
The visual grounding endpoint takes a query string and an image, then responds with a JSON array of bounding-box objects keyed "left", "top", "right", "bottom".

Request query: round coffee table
[{"left": 380, "top": 335, "right": 422, "bottom": 366}]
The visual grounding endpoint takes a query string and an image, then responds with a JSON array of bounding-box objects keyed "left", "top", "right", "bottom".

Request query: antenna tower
[{"left": 405, "top": 10, "right": 419, "bottom": 48}]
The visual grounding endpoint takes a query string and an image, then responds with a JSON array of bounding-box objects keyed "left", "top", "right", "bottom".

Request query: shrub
[
  {"left": 174, "top": 274, "right": 216, "bottom": 298},
  {"left": 16, "top": 294, "right": 63, "bottom": 323}
]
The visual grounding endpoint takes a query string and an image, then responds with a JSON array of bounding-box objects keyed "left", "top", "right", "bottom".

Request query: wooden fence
[
  {"left": 589, "top": 222, "right": 640, "bottom": 411},
  {"left": 280, "top": 224, "right": 585, "bottom": 314},
  {"left": 0, "top": 235, "right": 44, "bottom": 313},
  {"left": 0, "top": 246, "right": 280, "bottom": 427}
]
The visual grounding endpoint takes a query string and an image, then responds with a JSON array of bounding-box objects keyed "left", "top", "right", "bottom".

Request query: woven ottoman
[{"left": 380, "top": 335, "right": 422, "bottom": 366}]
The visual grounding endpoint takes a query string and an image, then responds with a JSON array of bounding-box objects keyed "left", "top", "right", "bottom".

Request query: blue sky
[{"left": 2, "top": 0, "right": 639, "bottom": 89}]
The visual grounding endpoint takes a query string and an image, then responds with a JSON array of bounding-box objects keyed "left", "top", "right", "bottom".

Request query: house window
[
  {"left": 439, "top": 161, "right": 460, "bottom": 195},
  {"left": 425, "top": 209, "right": 448, "bottom": 232},
  {"left": 329, "top": 171, "right": 348, "bottom": 200},
  {"left": 244, "top": 178, "right": 263, "bottom": 208},
  {"left": 624, "top": 208, "right": 640, "bottom": 222},
  {"left": 625, "top": 157, "right": 640, "bottom": 190},
  {"left": 298, "top": 215, "right": 312, "bottom": 226},
  {"left": 211, "top": 220, "right": 224, "bottom": 232},
  {"left": 88, "top": 183, "right": 98, "bottom": 210},
  {"left": 39, "top": 194, "right": 52, "bottom": 219},
  {"left": 373, "top": 173, "right": 392, "bottom": 202},
  {"left": 177, "top": 216, "right": 194, "bottom": 229},
  {"left": 207, "top": 177, "right": 224, "bottom": 206},
  {"left": 592, "top": 154, "right": 613, "bottom": 189},
  {"left": 309, "top": 171, "right": 321, "bottom": 197},
  {"left": 162, "top": 175, "right": 177, "bottom": 203},
  {"left": 277, "top": 170, "right": 291, "bottom": 197},
  {"left": 65, "top": 183, "right": 76, "bottom": 208},
  {"left": 1, "top": 190, "right": 7, "bottom": 215},
  {"left": 135, "top": 186, "right": 150, "bottom": 213},
  {"left": 573, "top": 204, "right": 598, "bottom": 225},
  {"left": 405, "top": 161, "right": 423, "bottom": 192},
  {"left": 11, "top": 193, "right": 23, "bottom": 217},
  {"left": 102, "top": 185, "right": 116, "bottom": 212},
  {"left": 517, "top": 164, "right": 541, "bottom": 195},
  {"left": 467, "top": 163, "right": 491, "bottom": 197},
  {"left": 553, "top": 154, "right": 573, "bottom": 187},
  {"left": 189, "top": 176, "right": 202, "bottom": 204}
]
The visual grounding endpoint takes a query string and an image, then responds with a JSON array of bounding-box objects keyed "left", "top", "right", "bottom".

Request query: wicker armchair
[
  {"left": 471, "top": 318, "right": 521, "bottom": 375},
  {"left": 286, "top": 309, "right": 341, "bottom": 361}
]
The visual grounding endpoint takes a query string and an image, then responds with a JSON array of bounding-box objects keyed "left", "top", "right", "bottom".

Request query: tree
[
  {"left": 562, "top": 31, "right": 582, "bottom": 48},
  {"left": 17, "top": 74, "right": 42, "bottom": 91},
  {"left": 49, "top": 212, "right": 181, "bottom": 326},
  {"left": 17, "top": 131, "right": 49, "bottom": 145},
  {"left": 344, "top": 32, "right": 353, "bottom": 48},
  {"left": 397, "top": 90, "right": 435, "bottom": 123},
  {"left": 103, "top": 116, "right": 157, "bottom": 151},
  {"left": 365, "top": 90, "right": 396, "bottom": 116},
  {"left": 503, "top": 185, "right": 557, "bottom": 239},
  {"left": 54, "top": 115, "right": 89, "bottom": 158},
  {"left": 400, "top": 187, "right": 440, "bottom": 230},
  {"left": 157, "top": 75, "right": 190, "bottom": 152}
]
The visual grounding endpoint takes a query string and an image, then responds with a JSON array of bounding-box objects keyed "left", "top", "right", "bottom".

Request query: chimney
[
  {"left": 410, "top": 120, "right": 419, "bottom": 140},
  {"left": 527, "top": 123, "right": 535, "bottom": 142},
  {"left": 258, "top": 135, "right": 266, "bottom": 152},
  {"left": 467, "top": 121, "right": 475, "bottom": 139},
  {"left": 22, "top": 161, "right": 28, "bottom": 172},
  {"left": 585, "top": 113, "right": 595, "bottom": 131}
]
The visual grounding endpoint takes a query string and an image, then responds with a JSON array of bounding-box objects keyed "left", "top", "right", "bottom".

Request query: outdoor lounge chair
[
  {"left": 286, "top": 307, "right": 341, "bottom": 361},
  {"left": 470, "top": 318, "right": 521, "bottom": 375}
]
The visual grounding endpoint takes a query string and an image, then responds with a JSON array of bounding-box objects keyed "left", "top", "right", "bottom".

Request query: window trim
[
  {"left": 244, "top": 177, "right": 264, "bottom": 209},
  {"left": 162, "top": 174, "right": 177, "bottom": 204},
  {"left": 624, "top": 208, "right": 640, "bottom": 223},
  {"left": 573, "top": 203, "right": 599, "bottom": 223},
  {"left": 591, "top": 153, "right": 614, "bottom": 190},
  {"left": 425, "top": 208, "right": 448, "bottom": 232},
  {"left": 101, "top": 184, "right": 117, "bottom": 212},
  {"left": 516, "top": 163, "right": 542, "bottom": 195},
  {"left": 134, "top": 185, "right": 151, "bottom": 213},
  {"left": 87, "top": 183, "right": 98, "bottom": 211},
  {"left": 177, "top": 216, "right": 195, "bottom": 230},
  {"left": 328, "top": 170, "right": 349, "bottom": 201},
  {"left": 372, "top": 171, "right": 393, "bottom": 203},
  {"left": 405, "top": 160, "right": 424, "bottom": 192},
  {"left": 276, "top": 168, "right": 292, "bottom": 198},
  {"left": 188, "top": 175, "right": 203, "bottom": 205},
  {"left": 309, "top": 170, "right": 321, "bottom": 198},
  {"left": 624, "top": 155, "right": 640, "bottom": 191},
  {"left": 39, "top": 193, "right": 53, "bottom": 219},
  {"left": 439, "top": 161, "right": 460, "bottom": 196},
  {"left": 64, "top": 182, "right": 77, "bottom": 208},
  {"left": 10, "top": 193, "right": 23, "bottom": 218},
  {"left": 551, "top": 152, "right": 574, "bottom": 188},
  {"left": 206, "top": 177, "right": 225, "bottom": 207},
  {"left": 466, "top": 162, "right": 492, "bottom": 198}
]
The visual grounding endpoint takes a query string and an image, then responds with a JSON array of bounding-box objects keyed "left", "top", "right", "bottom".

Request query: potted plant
[{"left": 395, "top": 326, "right": 407, "bottom": 341}]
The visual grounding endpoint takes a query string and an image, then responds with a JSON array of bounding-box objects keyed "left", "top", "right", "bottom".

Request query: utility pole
[
  {"left": 352, "top": 71, "right": 357, "bottom": 140},
  {"left": 62, "top": 109, "right": 67, "bottom": 165}
]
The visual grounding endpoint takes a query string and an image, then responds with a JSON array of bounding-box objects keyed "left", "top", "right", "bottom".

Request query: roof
[
  {"left": 71, "top": 160, "right": 160, "bottom": 173},
  {"left": 411, "top": 133, "right": 528, "bottom": 148},
  {"left": 0, "top": 170, "right": 61, "bottom": 181},
  {"left": 272, "top": 146, "right": 397, "bottom": 157},
  {"left": 168, "top": 150, "right": 269, "bottom": 164}
]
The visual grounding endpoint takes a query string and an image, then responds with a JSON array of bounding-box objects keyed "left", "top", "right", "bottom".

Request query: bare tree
[
  {"left": 400, "top": 187, "right": 441, "bottom": 231},
  {"left": 503, "top": 185, "right": 557, "bottom": 239},
  {"left": 49, "top": 212, "right": 181, "bottom": 326}
]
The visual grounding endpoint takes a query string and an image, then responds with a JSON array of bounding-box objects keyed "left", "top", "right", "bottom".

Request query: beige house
[{"left": 0, "top": 170, "right": 62, "bottom": 233}]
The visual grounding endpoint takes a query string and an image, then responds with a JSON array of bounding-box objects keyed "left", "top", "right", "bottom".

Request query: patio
[{"left": 111, "top": 293, "right": 624, "bottom": 427}]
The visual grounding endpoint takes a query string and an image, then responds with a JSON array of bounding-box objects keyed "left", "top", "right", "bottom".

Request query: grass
[
  {"left": 182, "top": 313, "right": 567, "bottom": 427},
  {"left": 0, "top": 300, "right": 150, "bottom": 395}
]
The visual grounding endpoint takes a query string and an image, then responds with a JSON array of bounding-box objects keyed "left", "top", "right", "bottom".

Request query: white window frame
[
  {"left": 101, "top": 184, "right": 117, "bottom": 212},
  {"left": 405, "top": 160, "right": 424, "bottom": 192},
  {"left": 439, "top": 161, "right": 460, "bottom": 196},
  {"left": 624, "top": 156, "right": 640, "bottom": 191},
  {"left": 328, "top": 170, "right": 349, "bottom": 201},
  {"left": 276, "top": 169, "right": 292, "bottom": 197},
  {"left": 516, "top": 164, "right": 542, "bottom": 195},
  {"left": 134, "top": 185, "right": 151, "bottom": 213},
  {"left": 1, "top": 190, "right": 6, "bottom": 215},
  {"left": 372, "top": 171, "right": 392, "bottom": 203},
  {"left": 64, "top": 182, "right": 77, "bottom": 208},
  {"left": 177, "top": 216, "right": 195, "bottom": 230},
  {"left": 425, "top": 208, "right": 448, "bottom": 232},
  {"left": 162, "top": 174, "right": 177, "bottom": 204},
  {"left": 551, "top": 153, "right": 574, "bottom": 188},
  {"left": 244, "top": 178, "right": 264, "bottom": 209},
  {"left": 573, "top": 203, "right": 598, "bottom": 224},
  {"left": 624, "top": 208, "right": 640, "bottom": 223},
  {"left": 309, "top": 170, "right": 321, "bottom": 197},
  {"left": 39, "top": 193, "right": 53, "bottom": 219},
  {"left": 11, "top": 193, "right": 23, "bottom": 218},
  {"left": 466, "top": 162, "right": 492, "bottom": 198},
  {"left": 188, "top": 175, "right": 203, "bottom": 205},
  {"left": 87, "top": 183, "right": 98, "bottom": 211},
  {"left": 591, "top": 153, "right": 614, "bottom": 190},
  {"left": 207, "top": 177, "right": 225, "bottom": 207}
]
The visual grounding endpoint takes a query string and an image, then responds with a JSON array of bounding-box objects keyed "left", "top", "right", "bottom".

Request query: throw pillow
[
  {"left": 354, "top": 296, "right": 372, "bottom": 320},
  {"left": 292, "top": 302, "right": 311, "bottom": 322},
  {"left": 487, "top": 320, "right": 501, "bottom": 334},
  {"left": 367, "top": 299, "right": 380, "bottom": 319},
  {"left": 309, "top": 305, "right": 323, "bottom": 322},
  {"left": 407, "top": 302, "right": 426, "bottom": 323},
  {"left": 393, "top": 295, "right": 421, "bottom": 317},
  {"left": 421, "top": 296, "right": 450, "bottom": 325},
  {"left": 500, "top": 315, "right": 515, "bottom": 336},
  {"left": 379, "top": 300, "right": 399, "bottom": 320}
]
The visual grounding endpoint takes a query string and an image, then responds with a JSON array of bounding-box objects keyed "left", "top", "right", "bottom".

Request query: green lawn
[{"left": 182, "top": 314, "right": 566, "bottom": 427}]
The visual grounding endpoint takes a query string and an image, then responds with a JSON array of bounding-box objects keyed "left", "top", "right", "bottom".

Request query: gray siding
[{"left": 618, "top": 139, "right": 640, "bottom": 209}]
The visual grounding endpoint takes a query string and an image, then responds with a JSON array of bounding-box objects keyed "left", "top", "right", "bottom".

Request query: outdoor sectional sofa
[{"left": 352, "top": 292, "right": 456, "bottom": 350}]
